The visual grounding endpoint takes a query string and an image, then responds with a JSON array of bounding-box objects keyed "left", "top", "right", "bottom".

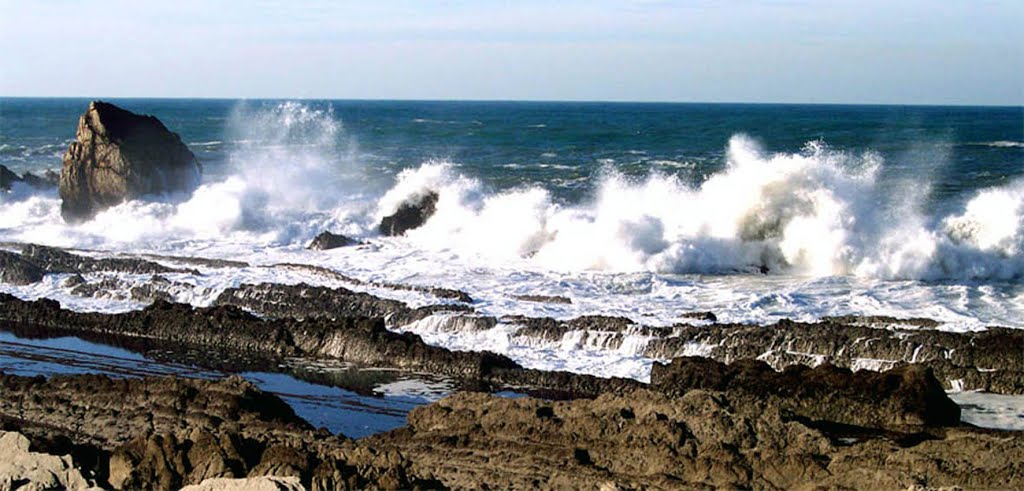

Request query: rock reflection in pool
[{"left": 0, "top": 329, "right": 452, "bottom": 438}]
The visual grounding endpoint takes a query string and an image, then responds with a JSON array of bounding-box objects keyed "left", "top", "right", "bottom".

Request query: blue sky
[{"left": 1, "top": 1, "right": 1021, "bottom": 104}]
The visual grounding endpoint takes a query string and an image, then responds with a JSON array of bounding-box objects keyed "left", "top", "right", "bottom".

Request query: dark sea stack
[
  {"left": 58, "top": 101, "right": 201, "bottom": 222},
  {"left": 307, "top": 231, "right": 358, "bottom": 250},
  {"left": 378, "top": 191, "right": 438, "bottom": 236}
]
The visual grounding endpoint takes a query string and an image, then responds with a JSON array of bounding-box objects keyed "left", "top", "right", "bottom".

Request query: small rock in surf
[{"left": 378, "top": 191, "right": 439, "bottom": 236}]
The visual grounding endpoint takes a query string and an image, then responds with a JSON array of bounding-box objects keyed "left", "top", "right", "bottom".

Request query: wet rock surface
[
  {"left": 378, "top": 191, "right": 438, "bottom": 236},
  {"left": 0, "top": 373, "right": 431, "bottom": 490},
  {"left": 651, "top": 357, "right": 960, "bottom": 430},
  {"left": 2, "top": 244, "right": 195, "bottom": 281},
  {"left": 307, "top": 232, "right": 359, "bottom": 250},
  {"left": 502, "top": 313, "right": 1024, "bottom": 394},
  {"left": 59, "top": 101, "right": 202, "bottom": 222},
  {"left": 0, "top": 293, "right": 520, "bottom": 381},
  {"left": 2, "top": 367, "right": 1021, "bottom": 490},
  {"left": 0, "top": 250, "right": 45, "bottom": 285},
  {"left": 645, "top": 318, "right": 1024, "bottom": 394},
  {"left": 513, "top": 294, "right": 572, "bottom": 304}
]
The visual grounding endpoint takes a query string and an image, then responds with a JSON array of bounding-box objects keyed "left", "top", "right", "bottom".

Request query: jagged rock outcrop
[
  {"left": 0, "top": 164, "right": 58, "bottom": 191},
  {"left": 0, "top": 431, "right": 101, "bottom": 490},
  {"left": 501, "top": 313, "right": 1024, "bottom": 394},
  {"left": 0, "top": 250, "right": 45, "bottom": 285},
  {"left": 18, "top": 243, "right": 194, "bottom": 276},
  {"left": 307, "top": 232, "right": 358, "bottom": 250},
  {"left": 58, "top": 101, "right": 201, "bottom": 222},
  {"left": 0, "top": 373, "right": 429, "bottom": 490},
  {"left": 378, "top": 191, "right": 438, "bottom": 236},
  {"left": 372, "top": 388, "right": 1024, "bottom": 489},
  {"left": 0, "top": 165, "right": 20, "bottom": 191},
  {"left": 5, "top": 367, "right": 1023, "bottom": 490},
  {"left": 651, "top": 357, "right": 960, "bottom": 429}
]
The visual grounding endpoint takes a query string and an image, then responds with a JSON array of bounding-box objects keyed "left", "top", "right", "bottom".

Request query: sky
[{"left": 1, "top": 0, "right": 1022, "bottom": 105}]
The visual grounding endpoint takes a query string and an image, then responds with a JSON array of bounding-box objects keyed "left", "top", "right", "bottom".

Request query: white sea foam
[{"left": 380, "top": 136, "right": 1024, "bottom": 282}]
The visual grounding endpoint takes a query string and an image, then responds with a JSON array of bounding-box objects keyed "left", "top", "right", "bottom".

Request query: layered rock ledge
[{"left": 0, "top": 369, "right": 1020, "bottom": 490}]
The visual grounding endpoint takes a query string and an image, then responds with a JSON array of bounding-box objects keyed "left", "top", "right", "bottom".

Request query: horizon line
[{"left": 1, "top": 95, "right": 1021, "bottom": 109}]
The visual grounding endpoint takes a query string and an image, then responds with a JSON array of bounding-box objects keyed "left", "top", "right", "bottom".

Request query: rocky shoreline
[
  {"left": 1, "top": 363, "right": 1021, "bottom": 489},
  {"left": 2, "top": 242, "right": 1024, "bottom": 488}
]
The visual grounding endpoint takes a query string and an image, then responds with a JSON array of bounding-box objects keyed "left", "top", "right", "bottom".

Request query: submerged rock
[
  {"left": 378, "top": 191, "right": 438, "bottom": 236},
  {"left": 307, "top": 231, "right": 358, "bottom": 250},
  {"left": 59, "top": 101, "right": 201, "bottom": 222}
]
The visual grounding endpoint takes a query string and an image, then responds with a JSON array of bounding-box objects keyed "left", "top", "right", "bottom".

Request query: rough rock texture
[
  {"left": 59, "top": 101, "right": 201, "bottom": 222},
  {"left": 375, "top": 389, "right": 1024, "bottom": 490},
  {"left": 0, "top": 431, "right": 100, "bottom": 490},
  {"left": 0, "top": 293, "right": 637, "bottom": 397},
  {"left": 180, "top": 476, "right": 304, "bottom": 491},
  {"left": 513, "top": 294, "right": 572, "bottom": 304},
  {"left": 1, "top": 365, "right": 1020, "bottom": 490},
  {"left": 651, "top": 357, "right": 960, "bottom": 430},
  {"left": 504, "top": 314, "right": 1024, "bottom": 394},
  {"left": 0, "top": 373, "right": 430, "bottom": 490},
  {"left": 16, "top": 243, "right": 194, "bottom": 276},
  {"left": 307, "top": 232, "right": 358, "bottom": 250},
  {"left": 646, "top": 319, "right": 1024, "bottom": 394},
  {"left": 0, "top": 250, "right": 45, "bottom": 285},
  {"left": 214, "top": 282, "right": 474, "bottom": 327},
  {"left": 378, "top": 191, "right": 438, "bottom": 236},
  {"left": 0, "top": 293, "right": 518, "bottom": 381}
]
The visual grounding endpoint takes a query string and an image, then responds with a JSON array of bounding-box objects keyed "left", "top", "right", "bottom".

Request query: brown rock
[{"left": 59, "top": 101, "right": 201, "bottom": 222}]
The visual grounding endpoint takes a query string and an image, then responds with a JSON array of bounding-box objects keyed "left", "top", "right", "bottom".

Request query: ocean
[{"left": 1, "top": 97, "right": 1022, "bottom": 381}]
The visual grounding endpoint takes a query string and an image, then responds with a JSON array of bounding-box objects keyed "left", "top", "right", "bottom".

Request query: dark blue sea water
[{"left": 2, "top": 98, "right": 1021, "bottom": 213}]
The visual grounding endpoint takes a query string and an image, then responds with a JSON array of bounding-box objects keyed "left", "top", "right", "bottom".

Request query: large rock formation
[
  {"left": 58, "top": 101, "right": 201, "bottom": 222},
  {"left": 378, "top": 191, "right": 438, "bottom": 236}
]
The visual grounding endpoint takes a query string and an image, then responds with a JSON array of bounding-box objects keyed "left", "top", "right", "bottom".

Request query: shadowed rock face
[
  {"left": 59, "top": 101, "right": 201, "bottom": 222},
  {"left": 651, "top": 357, "right": 960, "bottom": 429},
  {"left": 0, "top": 373, "right": 430, "bottom": 490},
  {"left": 306, "top": 232, "right": 358, "bottom": 250},
  {"left": 0, "top": 250, "right": 45, "bottom": 285},
  {"left": 378, "top": 191, "right": 438, "bottom": 236},
  {"left": 0, "top": 164, "right": 59, "bottom": 191}
]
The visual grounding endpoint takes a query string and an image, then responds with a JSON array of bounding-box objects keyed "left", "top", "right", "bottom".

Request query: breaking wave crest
[{"left": 383, "top": 137, "right": 1024, "bottom": 280}]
